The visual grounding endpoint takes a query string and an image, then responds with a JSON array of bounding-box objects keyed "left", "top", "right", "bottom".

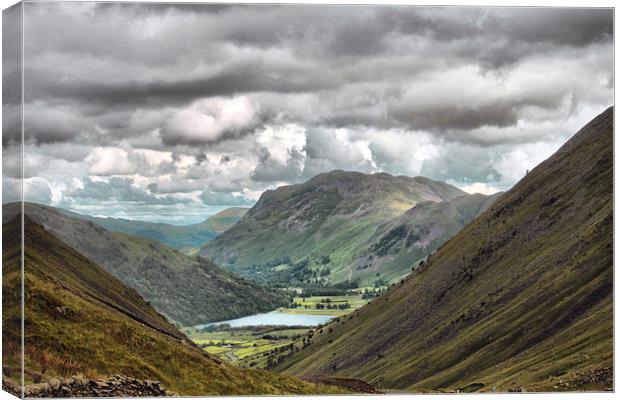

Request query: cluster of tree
[
  {"left": 261, "top": 334, "right": 288, "bottom": 341},
  {"left": 199, "top": 323, "right": 232, "bottom": 333},
  {"left": 265, "top": 343, "right": 297, "bottom": 368},
  {"left": 315, "top": 302, "right": 350, "bottom": 310},
  {"left": 235, "top": 257, "right": 326, "bottom": 288},
  {"left": 373, "top": 278, "right": 388, "bottom": 288},
  {"left": 301, "top": 288, "right": 349, "bottom": 297}
]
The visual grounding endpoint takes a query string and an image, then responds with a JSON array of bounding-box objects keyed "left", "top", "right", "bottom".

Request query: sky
[{"left": 2, "top": 3, "right": 614, "bottom": 224}]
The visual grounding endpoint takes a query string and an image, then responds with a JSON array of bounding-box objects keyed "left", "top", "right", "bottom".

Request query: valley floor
[{"left": 184, "top": 291, "right": 377, "bottom": 368}]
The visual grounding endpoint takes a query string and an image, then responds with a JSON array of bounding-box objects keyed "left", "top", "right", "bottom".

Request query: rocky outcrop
[{"left": 4, "top": 374, "right": 175, "bottom": 397}]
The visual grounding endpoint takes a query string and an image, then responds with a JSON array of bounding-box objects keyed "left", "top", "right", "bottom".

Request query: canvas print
[{"left": 1, "top": 2, "right": 614, "bottom": 397}]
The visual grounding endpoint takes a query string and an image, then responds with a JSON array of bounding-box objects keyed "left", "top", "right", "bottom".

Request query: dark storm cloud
[
  {"left": 10, "top": 3, "right": 613, "bottom": 220},
  {"left": 26, "top": 64, "right": 338, "bottom": 108},
  {"left": 20, "top": 3, "right": 613, "bottom": 144}
]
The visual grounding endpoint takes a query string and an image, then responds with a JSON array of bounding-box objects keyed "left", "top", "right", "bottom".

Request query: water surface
[{"left": 196, "top": 311, "right": 332, "bottom": 329}]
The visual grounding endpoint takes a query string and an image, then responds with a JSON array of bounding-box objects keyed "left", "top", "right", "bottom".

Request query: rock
[
  {"left": 39, "top": 382, "right": 50, "bottom": 393},
  {"left": 49, "top": 378, "right": 61, "bottom": 390},
  {"left": 95, "top": 379, "right": 110, "bottom": 388},
  {"left": 26, "top": 385, "right": 40, "bottom": 396},
  {"left": 23, "top": 373, "right": 168, "bottom": 397}
]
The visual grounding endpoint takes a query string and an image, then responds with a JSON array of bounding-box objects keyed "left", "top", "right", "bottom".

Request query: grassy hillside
[
  {"left": 275, "top": 107, "right": 613, "bottom": 392},
  {"left": 202, "top": 170, "right": 467, "bottom": 286},
  {"left": 3, "top": 203, "right": 289, "bottom": 326},
  {"left": 64, "top": 206, "right": 247, "bottom": 252},
  {"left": 1, "top": 216, "right": 344, "bottom": 396},
  {"left": 202, "top": 207, "right": 248, "bottom": 233},
  {"left": 351, "top": 193, "right": 501, "bottom": 283}
]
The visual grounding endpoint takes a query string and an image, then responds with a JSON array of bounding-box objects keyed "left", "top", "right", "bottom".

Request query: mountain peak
[{"left": 203, "top": 170, "right": 476, "bottom": 285}]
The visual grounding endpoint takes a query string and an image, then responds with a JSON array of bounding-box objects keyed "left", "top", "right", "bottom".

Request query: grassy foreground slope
[
  {"left": 276, "top": 107, "right": 613, "bottom": 392},
  {"left": 2, "top": 216, "right": 342, "bottom": 396},
  {"left": 202, "top": 171, "right": 467, "bottom": 285},
  {"left": 3, "top": 203, "right": 288, "bottom": 326},
  {"left": 74, "top": 207, "right": 247, "bottom": 251}
]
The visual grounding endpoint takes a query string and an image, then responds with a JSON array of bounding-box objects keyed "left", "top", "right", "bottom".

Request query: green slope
[
  {"left": 202, "top": 170, "right": 467, "bottom": 286},
  {"left": 1, "top": 216, "right": 343, "bottom": 396},
  {"left": 3, "top": 203, "right": 288, "bottom": 327},
  {"left": 275, "top": 107, "right": 613, "bottom": 392},
  {"left": 64, "top": 206, "right": 248, "bottom": 252},
  {"left": 351, "top": 192, "right": 501, "bottom": 283}
]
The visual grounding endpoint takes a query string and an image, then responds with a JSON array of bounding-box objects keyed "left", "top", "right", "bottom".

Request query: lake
[{"left": 195, "top": 311, "right": 333, "bottom": 329}]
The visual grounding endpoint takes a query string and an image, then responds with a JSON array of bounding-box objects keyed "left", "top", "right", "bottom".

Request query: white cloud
[
  {"left": 458, "top": 182, "right": 502, "bottom": 195},
  {"left": 492, "top": 140, "right": 562, "bottom": 188},
  {"left": 161, "top": 96, "right": 258, "bottom": 144},
  {"left": 86, "top": 147, "right": 135, "bottom": 176},
  {"left": 255, "top": 124, "right": 306, "bottom": 165}
]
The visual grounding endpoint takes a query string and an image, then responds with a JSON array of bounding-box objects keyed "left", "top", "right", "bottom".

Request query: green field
[
  {"left": 277, "top": 293, "right": 369, "bottom": 315},
  {"left": 183, "top": 326, "right": 312, "bottom": 369}
]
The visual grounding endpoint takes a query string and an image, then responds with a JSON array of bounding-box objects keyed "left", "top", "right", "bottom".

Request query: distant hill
[
  {"left": 4, "top": 203, "right": 286, "bottom": 326},
  {"left": 352, "top": 192, "right": 502, "bottom": 283},
  {"left": 1, "top": 215, "right": 342, "bottom": 395},
  {"left": 275, "top": 107, "right": 613, "bottom": 392},
  {"left": 201, "top": 170, "right": 494, "bottom": 286},
  {"left": 202, "top": 207, "right": 248, "bottom": 232},
  {"left": 71, "top": 207, "right": 248, "bottom": 252}
]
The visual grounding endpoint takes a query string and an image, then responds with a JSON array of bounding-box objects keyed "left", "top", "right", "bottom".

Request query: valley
[
  {"left": 3, "top": 108, "right": 612, "bottom": 395},
  {"left": 185, "top": 290, "right": 378, "bottom": 369},
  {"left": 4, "top": 4, "right": 613, "bottom": 397},
  {"left": 273, "top": 107, "right": 614, "bottom": 392}
]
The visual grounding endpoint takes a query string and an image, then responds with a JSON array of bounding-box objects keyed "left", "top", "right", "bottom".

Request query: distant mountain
[
  {"left": 352, "top": 192, "right": 502, "bottom": 283},
  {"left": 275, "top": 107, "right": 613, "bottom": 392},
  {"left": 1, "top": 215, "right": 341, "bottom": 396},
  {"left": 72, "top": 207, "right": 248, "bottom": 252},
  {"left": 4, "top": 203, "right": 287, "bottom": 326},
  {"left": 201, "top": 170, "right": 481, "bottom": 286}
]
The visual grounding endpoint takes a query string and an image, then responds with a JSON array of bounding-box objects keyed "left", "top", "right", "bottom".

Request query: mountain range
[
  {"left": 274, "top": 107, "right": 613, "bottom": 392},
  {"left": 201, "top": 170, "right": 498, "bottom": 287},
  {"left": 4, "top": 203, "right": 286, "bottom": 326},
  {"left": 68, "top": 207, "right": 247, "bottom": 253}
]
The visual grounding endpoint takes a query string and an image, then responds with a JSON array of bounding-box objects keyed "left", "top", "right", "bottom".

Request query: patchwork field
[{"left": 183, "top": 326, "right": 311, "bottom": 369}]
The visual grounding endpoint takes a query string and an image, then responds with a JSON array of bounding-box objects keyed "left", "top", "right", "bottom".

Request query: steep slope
[
  {"left": 3, "top": 203, "right": 289, "bottom": 326},
  {"left": 275, "top": 107, "right": 613, "bottom": 392},
  {"left": 202, "top": 170, "right": 467, "bottom": 285},
  {"left": 352, "top": 193, "right": 501, "bottom": 283},
  {"left": 61, "top": 206, "right": 247, "bottom": 252},
  {"left": 1, "top": 216, "right": 342, "bottom": 396}
]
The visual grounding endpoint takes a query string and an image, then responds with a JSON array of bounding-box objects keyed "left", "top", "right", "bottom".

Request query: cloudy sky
[{"left": 2, "top": 3, "right": 613, "bottom": 224}]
